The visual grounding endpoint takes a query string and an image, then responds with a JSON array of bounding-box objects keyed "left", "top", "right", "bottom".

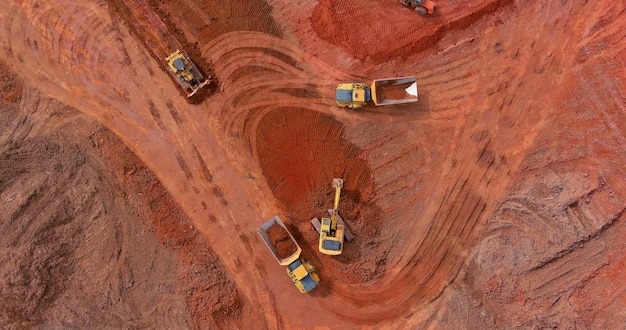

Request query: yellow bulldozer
[{"left": 165, "top": 50, "right": 210, "bottom": 98}]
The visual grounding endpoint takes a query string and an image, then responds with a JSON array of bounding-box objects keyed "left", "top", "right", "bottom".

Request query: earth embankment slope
[
  {"left": 0, "top": 0, "right": 625, "bottom": 327},
  {"left": 0, "top": 65, "right": 257, "bottom": 328}
]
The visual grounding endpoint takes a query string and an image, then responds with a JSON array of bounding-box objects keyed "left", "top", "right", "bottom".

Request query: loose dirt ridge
[{"left": 1, "top": 0, "right": 625, "bottom": 328}]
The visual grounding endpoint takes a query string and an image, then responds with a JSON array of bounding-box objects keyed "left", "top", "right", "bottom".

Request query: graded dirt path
[{"left": 1, "top": 0, "right": 625, "bottom": 328}]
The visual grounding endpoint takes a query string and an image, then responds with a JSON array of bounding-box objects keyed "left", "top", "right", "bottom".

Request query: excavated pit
[{"left": 255, "top": 108, "right": 388, "bottom": 283}]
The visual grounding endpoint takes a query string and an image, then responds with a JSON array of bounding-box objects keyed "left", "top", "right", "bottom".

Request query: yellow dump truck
[
  {"left": 335, "top": 76, "right": 418, "bottom": 109},
  {"left": 165, "top": 50, "right": 210, "bottom": 97},
  {"left": 258, "top": 216, "right": 320, "bottom": 293}
]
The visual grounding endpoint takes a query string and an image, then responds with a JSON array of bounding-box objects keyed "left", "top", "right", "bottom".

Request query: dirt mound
[
  {"left": 266, "top": 222, "right": 297, "bottom": 258},
  {"left": 311, "top": 0, "right": 511, "bottom": 62}
]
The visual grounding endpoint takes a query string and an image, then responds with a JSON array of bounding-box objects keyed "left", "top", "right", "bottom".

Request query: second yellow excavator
[{"left": 315, "top": 178, "right": 345, "bottom": 255}]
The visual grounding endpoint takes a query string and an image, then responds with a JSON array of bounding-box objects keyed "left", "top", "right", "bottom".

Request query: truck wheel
[{"left": 416, "top": 6, "right": 428, "bottom": 15}]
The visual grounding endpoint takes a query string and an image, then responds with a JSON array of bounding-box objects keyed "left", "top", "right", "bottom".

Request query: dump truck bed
[
  {"left": 258, "top": 216, "right": 302, "bottom": 266},
  {"left": 371, "top": 76, "right": 418, "bottom": 106}
]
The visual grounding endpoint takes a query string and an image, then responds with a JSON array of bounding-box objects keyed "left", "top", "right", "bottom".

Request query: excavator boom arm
[{"left": 330, "top": 178, "right": 343, "bottom": 231}]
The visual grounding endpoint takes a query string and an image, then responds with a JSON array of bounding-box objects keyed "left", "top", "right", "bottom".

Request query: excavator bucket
[{"left": 371, "top": 76, "right": 418, "bottom": 106}]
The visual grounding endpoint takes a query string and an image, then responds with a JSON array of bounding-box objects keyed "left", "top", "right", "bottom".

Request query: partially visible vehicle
[
  {"left": 165, "top": 49, "right": 210, "bottom": 97},
  {"left": 400, "top": 0, "right": 437, "bottom": 15},
  {"left": 335, "top": 76, "right": 418, "bottom": 109},
  {"left": 258, "top": 216, "right": 320, "bottom": 293}
]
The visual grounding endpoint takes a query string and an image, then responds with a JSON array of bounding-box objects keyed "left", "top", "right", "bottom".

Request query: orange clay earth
[{"left": 1, "top": 0, "right": 625, "bottom": 328}]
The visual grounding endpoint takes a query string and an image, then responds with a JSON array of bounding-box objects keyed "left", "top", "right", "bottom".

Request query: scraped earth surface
[{"left": 1, "top": 0, "right": 625, "bottom": 328}]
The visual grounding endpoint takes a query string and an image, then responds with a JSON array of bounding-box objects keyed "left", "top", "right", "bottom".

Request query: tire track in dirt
[
  {"left": 162, "top": 0, "right": 523, "bottom": 323},
  {"left": 201, "top": 13, "right": 517, "bottom": 323},
  {"left": 4, "top": 0, "right": 626, "bottom": 327},
  {"left": 472, "top": 168, "right": 626, "bottom": 327},
  {"left": 0, "top": 86, "right": 195, "bottom": 328},
  {"left": 0, "top": 0, "right": 520, "bottom": 324},
  {"left": 1, "top": 0, "right": 163, "bottom": 132},
  {"left": 190, "top": 21, "right": 453, "bottom": 323},
  {"left": 321, "top": 0, "right": 623, "bottom": 321},
  {"left": 462, "top": 1, "right": 626, "bottom": 326}
]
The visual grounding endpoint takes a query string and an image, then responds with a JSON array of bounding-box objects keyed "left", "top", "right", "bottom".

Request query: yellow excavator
[{"left": 317, "top": 178, "right": 345, "bottom": 255}]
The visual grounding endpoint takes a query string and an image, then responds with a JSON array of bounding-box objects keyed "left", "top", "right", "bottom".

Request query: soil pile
[
  {"left": 311, "top": 0, "right": 510, "bottom": 61},
  {"left": 266, "top": 222, "right": 297, "bottom": 258}
]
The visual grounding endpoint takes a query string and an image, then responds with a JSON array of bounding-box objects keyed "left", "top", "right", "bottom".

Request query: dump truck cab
[
  {"left": 336, "top": 77, "right": 417, "bottom": 109},
  {"left": 287, "top": 259, "right": 320, "bottom": 293},
  {"left": 335, "top": 83, "right": 372, "bottom": 109}
]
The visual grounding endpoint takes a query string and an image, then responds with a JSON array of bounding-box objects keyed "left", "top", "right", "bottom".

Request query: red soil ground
[{"left": 1, "top": 0, "right": 625, "bottom": 328}]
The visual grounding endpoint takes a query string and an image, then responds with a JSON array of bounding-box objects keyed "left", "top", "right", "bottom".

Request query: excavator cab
[{"left": 318, "top": 179, "right": 345, "bottom": 255}]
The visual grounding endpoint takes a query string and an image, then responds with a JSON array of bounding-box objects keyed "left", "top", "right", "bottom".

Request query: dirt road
[{"left": 1, "top": 0, "right": 625, "bottom": 328}]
